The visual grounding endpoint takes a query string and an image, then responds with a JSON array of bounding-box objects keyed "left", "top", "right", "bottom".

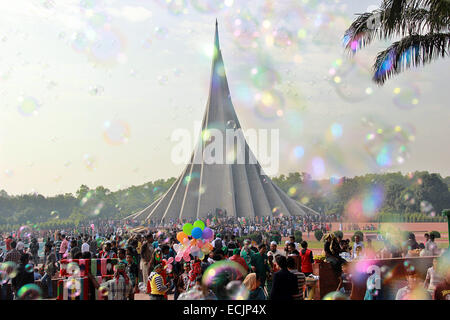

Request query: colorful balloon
[
  {"left": 182, "top": 223, "right": 193, "bottom": 236},
  {"left": 191, "top": 227, "right": 203, "bottom": 239},
  {"left": 177, "top": 231, "right": 187, "bottom": 243},
  {"left": 202, "top": 227, "right": 213, "bottom": 240},
  {"left": 193, "top": 220, "right": 205, "bottom": 230}
]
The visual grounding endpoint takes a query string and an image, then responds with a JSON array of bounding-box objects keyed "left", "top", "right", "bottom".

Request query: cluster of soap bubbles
[
  {"left": 64, "top": 2, "right": 126, "bottom": 67},
  {"left": 329, "top": 55, "right": 375, "bottom": 103},
  {"left": 362, "top": 117, "right": 415, "bottom": 168}
]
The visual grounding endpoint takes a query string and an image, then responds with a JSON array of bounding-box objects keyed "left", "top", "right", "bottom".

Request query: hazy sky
[{"left": 0, "top": 0, "right": 449, "bottom": 196}]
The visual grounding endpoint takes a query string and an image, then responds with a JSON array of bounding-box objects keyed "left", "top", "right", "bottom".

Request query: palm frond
[
  {"left": 373, "top": 32, "right": 450, "bottom": 84},
  {"left": 343, "top": 7, "right": 431, "bottom": 52}
]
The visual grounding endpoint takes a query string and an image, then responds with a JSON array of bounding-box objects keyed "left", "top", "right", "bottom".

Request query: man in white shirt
[
  {"left": 81, "top": 237, "right": 90, "bottom": 254},
  {"left": 269, "top": 241, "right": 285, "bottom": 257}
]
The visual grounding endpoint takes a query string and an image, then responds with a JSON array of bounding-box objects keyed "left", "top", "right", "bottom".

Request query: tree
[
  {"left": 343, "top": 0, "right": 450, "bottom": 84},
  {"left": 314, "top": 229, "right": 323, "bottom": 241}
]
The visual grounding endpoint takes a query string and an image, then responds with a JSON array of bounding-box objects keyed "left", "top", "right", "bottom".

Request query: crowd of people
[{"left": 0, "top": 215, "right": 449, "bottom": 301}]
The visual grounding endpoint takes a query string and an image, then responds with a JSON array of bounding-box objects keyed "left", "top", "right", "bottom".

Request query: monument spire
[{"left": 125, "top": 22, "right": 321, "bottom": 223}]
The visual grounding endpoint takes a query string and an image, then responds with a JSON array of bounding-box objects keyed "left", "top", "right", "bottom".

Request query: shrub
[
  {"left": 430, "top": 231, "right": 441, "bottom": 239},
  {"left": 351, "top": 231, "right": 364, "bottom": 242},
  {"left": 294, "top": 231, "right": 303, "bottom": 243},
  {"left": 333, "top": 230, "right": 343, "bottom": 239},
  {"left": 314, "top": 229, "right": 323, "bottom": 241}
]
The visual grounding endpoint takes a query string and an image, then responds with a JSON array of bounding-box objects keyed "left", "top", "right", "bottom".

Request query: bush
[
  {"left": 351, "top": 231, "right": 364, "bottom": 242},
  {"left": 333, "top": 230, "right": 343, "bottom": 239},
  {"left": 294, "top": 231, "right": 303, "bottom": 243},
  {"left": 314, "top": 229, "right": 323, "bottom": 241},
  {"left": 430, "top": 231, "right": 441, "bottom": 239}
]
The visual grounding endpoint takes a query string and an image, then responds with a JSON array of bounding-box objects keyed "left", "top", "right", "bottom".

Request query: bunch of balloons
[{"left": 174, "top": 220, "right": 214, "bottom": 262}]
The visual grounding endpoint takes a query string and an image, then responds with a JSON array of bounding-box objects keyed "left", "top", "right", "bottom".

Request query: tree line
[{"left": 0, "top": 171, "right": 449, "bottom": 232}]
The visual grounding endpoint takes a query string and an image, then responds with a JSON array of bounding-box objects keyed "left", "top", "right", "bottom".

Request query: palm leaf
[
  {"left": 343, "top": 7, "right": 431, "bottom": 52},
  {"left": 373, "top": 32, "right": 450, "bottom": 84}
]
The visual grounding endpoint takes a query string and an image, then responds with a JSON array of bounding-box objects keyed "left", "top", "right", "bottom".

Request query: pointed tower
[{"left": 128, "top": 22, "right": 320, "bottom": 223}]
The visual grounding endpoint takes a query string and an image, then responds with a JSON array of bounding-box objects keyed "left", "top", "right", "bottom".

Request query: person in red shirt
[
  {"left": 299, "top": 241, "right": 314, "bottom": 276},
  {"left": 5, "top": 236, "right": 12, "bottom": 251},
  {"left": 229, "top": 248, "right": 249, "bottom": 272}
]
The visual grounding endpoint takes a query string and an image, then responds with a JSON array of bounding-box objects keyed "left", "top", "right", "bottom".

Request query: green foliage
[
  {"left": 333, "top": 230, "right": 344, "bottom": 239},
  {"left": 352, "top": 231, "right": 364, "bottom": 242},
  {"left": 430, "top": 231, "right": 441, "bottom": 239},
  {"left": 314, "top": 229, "right": 323, "bottom": 241},
  {"left": 1, "top": 171, "right": 450, "bottom": 228},
  {"left": 294, "top": 231, "right": 303, "bottom": 243}
]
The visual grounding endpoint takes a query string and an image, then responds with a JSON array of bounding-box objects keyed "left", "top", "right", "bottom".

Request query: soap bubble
[
  {"left": 202, "top": 261, "right": 247, "bottom": 291},
  {"left": 17, "top": 284, "right": 42, "bottom": 300},
  {"left": 99, "top": 285, "right": 109, "bottom": 298},
  {"left": 253, "top": 89, "right": 285, "bottom": 120},
  {"left": 83, "top": 154, "right": 97, "bottom": 170},
  {"left": 0, "top": 262, "right": 18, "bottom": 284},
  {"left": 225, "top": 280, "right": 249, "bottom": 300},
  {"left": 226, "top": 120, "right": 236, "bottom": 129},
  {"left": 393, "top": 85, "right": 420, "bottom": 110},
  {"left": 103, "top": 120, "right": 130, "bottom": 145},
  {"left": 154, "top": 26, "right": 168, "bottom": 39},
  {"left": 66, "top": 277, "right": 81, "bottom": 298},
  {"left": 322, "top": 291, "right": 349, "bottom": 300},
  {"left": 25, "top": 264, "right": 34, "bottom": 273},
  {"left": 67, "top": 262, "right": 81, "bottom": 277},
  {"left": 17, "top": 96, "right": 40, "bottom": 116},
  {"left": 89, "top": 85, "right": 104, "bottom": 95},
  {"left": 158, "top": 75, "right": 169, "bottom": 85}
]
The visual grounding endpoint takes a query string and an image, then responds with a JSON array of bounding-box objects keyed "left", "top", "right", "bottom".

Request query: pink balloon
[
  {"left": 183, "top": 254, "right": 191, "bottom": 262},
  {"left": 175, "top": 256, "right": 182, "bottom": 262},
  {"left": 197, "top": 239, "right": 204, "bottom": 248},
  {"left": 168, "top": 257, "right": 174, "bottom": 264}
]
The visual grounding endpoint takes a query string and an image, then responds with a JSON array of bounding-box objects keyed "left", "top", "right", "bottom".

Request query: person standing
[
  {"left": 3, "top": 241, "right": 21, "bottom": 264},
  {"left": 270, "top": 255, "right": 299, "bottom": 300},
  {"left": 287, "top": 256, "right": 306, "bottom": 300},
  {"left": 59, "top": 234, "right": 68, "bottom": 260},
  {"left": 299, "top": 241, "right": 314, "bottom": 276},
  {"left": 11, "top": 254, "right": 35, "bottom": 299},
  {"left": 81, "top": 237, "right": 90, "bottom": 255},
  {"left": 29, "top": 238, "right": 39, "bottom": 266},
  {"left": 229, "top": 248, "right": 249, "bottom": 272},
  {"left": 100, "top": 264, "right": 132, "bottom": 300},
  {"left": 424, "top": 257, "right": 443, "bottom": 296},
  {"left": 42, "top": 244, "right": 57, "bottom": 298},
  {"left": 54, "top": 233, "right": 62, "bottom": 261},
  {"left": 149, "top": 264, "right": 169, "bottom": 300},
  {"left": 140, "top": 234, "right": 155, "bottom": 286},
  {"left": 250, "top": 244, "right": 270, "bottom": 289},
  {"left": 240, "top": 240, "right": 253, "bottom": 270},
  {"left": 352, "top": 235, "right": 364, "bottom": 259}
]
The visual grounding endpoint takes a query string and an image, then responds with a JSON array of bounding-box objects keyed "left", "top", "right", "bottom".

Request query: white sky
[{"left": 0, "top": 0, "right": 449, "bottom": 196}]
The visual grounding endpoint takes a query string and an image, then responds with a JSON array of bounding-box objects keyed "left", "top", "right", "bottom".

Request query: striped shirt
[
  {"left": 103, "top": 276, "right": 132, "bottom": 300},
  {"left": 149, "top": 271, "right": 168, "bottom": 295},
  {"left": 289, "top": 269, "right": 306, "bottom": 300}
]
